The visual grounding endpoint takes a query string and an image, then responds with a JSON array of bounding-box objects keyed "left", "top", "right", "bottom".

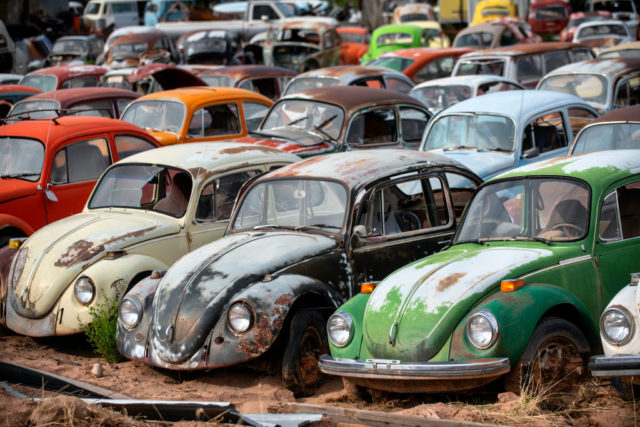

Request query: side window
[
  {"left": 477, "top": 81, "right": 522, "bottom": 95},
  {"left": 243, "top": 101, "right": 270, "bottom": 132},
  {"left": 499, "top": 29, "right": 517, "bottom": 46},
  {"left": 614, "top": 76, "right": 640, "bottom": 109},
  {"left": 522, "top": 111, "right": 567, "bottom": 154},
  {"left": 196, "top": 170, "right": 261, "bottom": 222},
  {"left": 51, "top": 138, "right": 110, "bottom": 184},
  {"left": 601, "top": 181, "right": 640, "bottom": 241},
  {"left": 385, "top": 77, "right": 413, "bottom": 94},
  {"left": 238, "top": 80, "right": 253, "bottom": 91},
  {"left": 347, "top": 108, "right": 397, "bottom": 146},
  {"left": 64, "top": 77, "right": 99, "bottom": 89},
  {"left": 543, "top": 51, "right": 569, "bottom": 73},
  {"left": 600, "top": 191, "right": 622, "bottom": 241},
  {"left": 445, "top": 172, "right": 479, "bottom": 221},
  {"left": 414, "top": 57, "right": 453, "bottom": 84},
  {"left": 188, "top": 103, "right": 240, "bottom": 137},
  {"left": 71, "top": 101, "right": 114, "bottom": 117},
  {"left": 515, "top": 55, "right": 542, "bottom": 83},
  {"left": 115, "top": 134, "right": 157, "bottom": 159},
  {"left": 323, "top": 31, "right": 334, "bottom": 49},
  {"left": 117, "top": 98, "right": 133, "bottom": 116},
  {"left": 570, "top": 48, "right": 593, "bottom": 62},
  {"left": 249, "top": 78, "right": 278, "bottom": 100},
  {"left": 567, "top": 108, "right": 598, "bottom": 137},
  {"left": 399, "top": 107, "right": 429, "bottom": 148},
  {"left": 253, "top": 5, "right": 278, "bottom": 20}
]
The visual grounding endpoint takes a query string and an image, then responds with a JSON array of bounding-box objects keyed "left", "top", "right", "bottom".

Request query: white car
[{"left": 573, "top": 20, "right": 633, "bottom": 54}]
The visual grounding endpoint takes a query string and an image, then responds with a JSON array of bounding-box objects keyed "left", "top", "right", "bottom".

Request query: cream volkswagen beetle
[{"left": 1, "top": 143, "right": 299, "bottom": 336}]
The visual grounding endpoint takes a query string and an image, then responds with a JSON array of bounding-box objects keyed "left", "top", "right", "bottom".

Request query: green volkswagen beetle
[
  {"left": 319, "top": 150, "right": 640, "bottom": 394},
  {"left": 361, "top": 24, "right": 426, "bottom": 65}
]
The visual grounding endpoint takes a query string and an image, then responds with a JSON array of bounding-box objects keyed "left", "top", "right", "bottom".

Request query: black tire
[
  {"left": 504, "top": 317, "right": 590, "bottom": 394},
  {"left": 0, "top": 236, "right": 9, "bottom": 248},
  {"left": 281, "top": 310, "right": 329, "bottom": 397},
  {"left": 611, "top": 377, "right": 640, "bottom": 401}
]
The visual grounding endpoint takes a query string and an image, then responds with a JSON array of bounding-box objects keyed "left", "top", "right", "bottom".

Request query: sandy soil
[{"left": 1, "top": 331, "right": 638, "bottom": 426}]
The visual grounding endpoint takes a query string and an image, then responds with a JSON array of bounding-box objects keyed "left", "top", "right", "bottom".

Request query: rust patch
[
  {"left": 237, "top": 312, "right": 272, "bottom": 356},
  {"left": 55, "top": 226, "right": 158, "bottom": 267},
  {"left": 437, "top": 272, "right": 467, "bottom": 292},
  {"left": 274, "top": 293, "right": 293, "bottom": 306},
  {"left": 218, "top": 145, "right": 284, "bottom": 155}
]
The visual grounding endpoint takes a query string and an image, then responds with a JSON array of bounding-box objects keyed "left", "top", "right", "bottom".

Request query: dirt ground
[{"left": 1, "top": 332, "right": 639, "bottom": 426}]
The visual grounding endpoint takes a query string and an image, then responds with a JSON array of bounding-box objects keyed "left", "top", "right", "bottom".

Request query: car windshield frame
[
  {"left": 454, "top": 176, "right": 592, "bottom": 244},
  {"left": 260, "top": 99, "right": 345, "bottom": 141},
  {"left": 230, "top": 177, "right": 349, "bottom": 235},
  {"left": 88, "top": 162, "right": 193, "bottom": 217},
  {"left": 424, "top": 112, "right": 516, "bottom": 152},
  {"left": 0, "top": 137, "right": 45, "bottom": 182},
  {"left": 538, "top": 73, "right": 608, "bottom": 105},
  {"left": 121, "top": 99, "right": 186, "bottom": 135},
  {"left": 8, "top": 100, "right": 61, "bottom": 119}
]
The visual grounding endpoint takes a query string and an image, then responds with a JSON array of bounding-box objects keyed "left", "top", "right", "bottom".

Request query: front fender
[
  {"left": 449, "top": 284, "right": 597, "bottom": 365},
  {"left": 205, "top": 274, "right": 343, "bottom": 367},
  {"left": 0, "top": 214, "right": 35, "bottom": 236},
  {"left": 0, "top": 245, "right": 18, "bottom": 326},
  {"left": 56, "top": 253, "right": 166, "bottom": 335},
  {"left": 328, "top": 293, "right": 370, "bottom": 360}
]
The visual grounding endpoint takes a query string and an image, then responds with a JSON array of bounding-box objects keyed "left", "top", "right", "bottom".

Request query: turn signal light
[
  {"left": 501, "top": 279, "right": 526, "bottom": 292},
  {"left": 360, "top": 282, "right": 377, "bottom": 294},
  {"left": 8, "top": 238, "right": 26, "bottom": 249}
]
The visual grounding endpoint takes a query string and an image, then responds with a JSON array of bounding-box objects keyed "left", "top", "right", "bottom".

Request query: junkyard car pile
[{"left": 3, "top": 0, "right": 640, "bottom": 414}]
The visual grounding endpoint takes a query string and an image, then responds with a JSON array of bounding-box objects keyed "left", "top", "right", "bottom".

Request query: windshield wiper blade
[
  {"left": 1, "top": 172, "right": 39, "bottom": 179},
  {"left": 443, "top": 145, "right": 477, "bottom": 151},
  {"left": 295, "top": 223, "right": 341, "bottom": 231},
  {"left": 484, "top": 147, "right": 512, "bottom": 153},
  {"left": 253, "top": 224, "right": 297, "bottom": 230},
  {"left": 513, "top": 233, "right": 551, "bottom": 245},
  {"left": 453, "top": 238, "right": 485, "bottom": 245}
]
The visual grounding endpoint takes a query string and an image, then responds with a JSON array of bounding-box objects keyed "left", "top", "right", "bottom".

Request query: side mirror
[
  {"left": 522, "top": 146, "right": 539, "bottom": 159},
  {"left": 353, "top": 225, "right": 367, "bottom": 237},
  {"left": 44, "top": 183, "right": 59, "bottom": 202}
]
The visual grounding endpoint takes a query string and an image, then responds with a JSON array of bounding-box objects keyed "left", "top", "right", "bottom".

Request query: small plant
[{"left": 78, "top": 290, "right": 123, "bottom": 363}]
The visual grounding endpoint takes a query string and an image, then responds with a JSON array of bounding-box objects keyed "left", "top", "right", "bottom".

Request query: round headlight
[
  {"left": 601, "top": 306, "right": 634, "bottom": 346},
  {"left": 74, "top": 277, "right": 95, "bottom": 305},
  {"left": 327, "top": 311, "right": 353, "bottom": 348},
  {"left": 227, "top": 302, "right": 253, "bottom": 334},
  {"left": 119, "top": 297, "right": 143, "bottom": 329},
  {"left": 466, "top": 310, "right": 498, "bottom": 350}
]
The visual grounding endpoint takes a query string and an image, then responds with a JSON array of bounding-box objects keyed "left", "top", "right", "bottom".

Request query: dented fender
[{"left": 449, "top": 284, "right": 598, "bottom": 365}]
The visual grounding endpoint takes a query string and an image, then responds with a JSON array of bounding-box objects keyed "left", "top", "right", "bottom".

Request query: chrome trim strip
[
  {"left": 318, "top": 355, "right": 510, "bottom": 380},
  {"left": 520, "top": 254, "right": 593, "bottom": 279}
]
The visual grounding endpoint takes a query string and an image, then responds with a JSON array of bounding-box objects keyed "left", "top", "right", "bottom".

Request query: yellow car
[
  {"left": 392, "top": 3, "right": 450, "bottom": 48},
  {"left": 120, "top": 87, "right": 273, "bottom": 146},
  {"left": 471, "top": 0, "right": 517, "bottom": 26}
]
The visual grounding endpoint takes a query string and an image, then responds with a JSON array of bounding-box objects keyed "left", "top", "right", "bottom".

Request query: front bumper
[
  {"left": 319, "top": 355, "right": 511, "bottom": 393},
  {"left": 590, "top": 355, "right": 640, "bottom": 377}
]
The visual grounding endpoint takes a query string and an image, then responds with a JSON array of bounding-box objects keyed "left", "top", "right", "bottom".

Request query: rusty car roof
[
  {"left": 19, "top": 87, "right": 139, "bottom": 104},
  {"left": 135, "top": 86, "right": 272, "bottom": 106},
  {"left": 598, "top": 40, "right": 640, "bottom": 56},
  {"left": 0, "top": 116, "right": 154, "bottom": 151},
  {"left": 279, "top": 86, "right": 425, "bottom": 114},
  {"left": 265, "top": 149, "right": 470, "bottom": 189},
  {"left": 292, "top": 65, "right": 411, "bottom": 81},
  {"left": 280, "top": 20, "right": 335, "bottom": 32},
  {"left": 461, "top": 41, "right": 589, "bottom": 57},
  {"left": 0, "top": 85, "right": 42, "bottom": 95},
  {"left": 198, "top": 65, "right": 296, "bottom": 82},
  {"left": 587, "top": 103, "right": 640, "bottom": 124},
  {"left": 26, "top": 65, "right": 108, "bottom": 80},
  {"left": 541, "top": 57, "right": 640, "bottom": 78},
  {"left": 117, "top": 142, "right": 300, "bottom": 177},
  {"left": 380, "top": 47, "right": 473, "bottom": 60}
]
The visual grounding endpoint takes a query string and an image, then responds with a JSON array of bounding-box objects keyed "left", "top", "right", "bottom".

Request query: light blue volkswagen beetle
[{"left": 419, "top": 90, "right": 600, "bottom": 179}]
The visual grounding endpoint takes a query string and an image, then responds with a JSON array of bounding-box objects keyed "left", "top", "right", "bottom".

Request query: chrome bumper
[
  {"left": 590, "top": 355, "right": 640, "bottom": 377},
  {"left": 319, "top": 355, "right": 511, "bottom": 380}
]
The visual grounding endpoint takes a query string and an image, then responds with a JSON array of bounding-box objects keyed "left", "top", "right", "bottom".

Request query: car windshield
[
  {"left": 577, "top": 24, "right": 628, "bottom": 38},
  {"left": 8, "top": 100, "right": 60, "bottom": 119},
  {"left": 367, "top": 56, "right": 414, "bottom": 71},
  {"left": 376, "top": 31, "right": 416, "bottom": 46},
  {"left": 339, "top": 32, "right": 364, "bottom": 44},
  {"left": 278, "top": 28, "right": 320, "bottom": 45},
  {"left": 89, "top": 164, "right": 193, "bottom": 217},
  {"left": 454, "top": 32, "right": 494, "bottom": 48},
  {"left": 52, "top": 39, "right": 88, "bottom": 55},
  {"left": 231, "top": 179, "right": 347, "bottom": 232},
  {"left": 20, "top": 74, "right": 58, "bottom": 92},
  {"left": 0, "top": 137, "right": 45, "bottom": 182},
  {"left": 538, "top": 74, "right": 608, "bottom": 105},
  {"left": 573, "top": 123, "right": 640, "bottom": 153},
  {"left": 261, "top": 100, "right": 344, "bottom": 140},
  {"left": 482, "top": 6, "right": 510, "bottom": 17},
  {"left": 456, "top": 178, "right": 590, "bottom": 243},
  {"left": 283, "top": 77, "right": 340, "bottom": 95},
  {"left": 200, "top": 74, "right": 233, "bottom": 86},
  {"left": 535, "top": 6, "right": 568, "bottom": 19},
  {"left": 410, "top": 85, "right": 472, "bottom": 110},
  {"left": 400, "top": 13, "right": 429, "bottom": 22},
  {"left": 456, "top": 59, "right": 505, "bottom": 76},
  {"left": 121, "top": 100, "right": 185, "bottom": 134},
  {"left": 85, "top": 2, "right": 100, "bottom": 14},
  {"left": 186, "top": 35, "right": 227, "bottom": 54},
  {"left": 112, "top": 42, "right": 148, "bottom": 58},
  {"left": 425, "top": 113, "right": 515, "bottom": 152}
]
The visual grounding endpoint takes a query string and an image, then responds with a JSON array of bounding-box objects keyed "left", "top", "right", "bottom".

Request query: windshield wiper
[
  {"left": 512, "top": 233, "right": 551, "bottom": 245},
  {"left": 443, "top": 145, "right": 477, "bottom": 151},
  {"left": 295, "top": 223, "right": 341, "bottom": 231},
  {"left": 253, "top": 224, "right": 297, "bottom": 230},
  {"left": 1, "top": 172, "right": 39, "bottom": 179},
  {"left": 453, "top": 238, "right": 486, "bottom": 245},
  {"left": 483, "top": 147, "right": 512, "bottom": 153}
]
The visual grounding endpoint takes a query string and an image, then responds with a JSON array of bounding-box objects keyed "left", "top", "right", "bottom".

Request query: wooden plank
[{"left": 270, "top": 403, "right": 506, "bottom": 427}]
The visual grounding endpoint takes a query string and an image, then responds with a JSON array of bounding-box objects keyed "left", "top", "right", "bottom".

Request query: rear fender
[{"left": 449, "top": 284, "right": 597, "bottom": 365}]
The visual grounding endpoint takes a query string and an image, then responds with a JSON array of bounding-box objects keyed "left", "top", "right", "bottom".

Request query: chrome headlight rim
[
  {"left": 327, "top": 311, "right": 354, "bottom": 348},
  {"left": 601, "top": 305, "right": 635, "bottom": 346},
  {"left": 227, "top": 301, "right": 254, "bottom": 335},
  {"left": 74, "top": 276, "right": 96, "bottom": 305},
  {"left": 119, "top": 296, "right": 143, "bottom": 330},
  {"left": 465, "top": 309, "right": 499, "bottom": 350}
]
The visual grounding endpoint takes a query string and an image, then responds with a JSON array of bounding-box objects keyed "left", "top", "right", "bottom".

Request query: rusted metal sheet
[{"left": 199, "top": 65, "right": 296, "bottom": 84}]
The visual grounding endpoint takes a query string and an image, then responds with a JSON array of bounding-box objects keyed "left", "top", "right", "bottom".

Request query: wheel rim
[
  {"left": 297, "top": 326, "right": 323, "bottom": 387},
  {"left": 528, "top": 336, "right": 584, "bottom": 392}
]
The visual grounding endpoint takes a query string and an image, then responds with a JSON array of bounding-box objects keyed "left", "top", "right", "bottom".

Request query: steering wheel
[{"left": 550, "top": 222, "right": 583, "bottom": 237}]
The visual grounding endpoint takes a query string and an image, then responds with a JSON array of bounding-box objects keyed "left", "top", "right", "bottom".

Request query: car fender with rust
[{"left": 448, "top": 283, "right": 599, "bottom": 365}]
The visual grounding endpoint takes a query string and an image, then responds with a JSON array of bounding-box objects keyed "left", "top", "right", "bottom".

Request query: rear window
[
  {"left": 454, "top": 32, "right": 493, "bottom": 48},
  {"left": 535, "top": 6, "right": 568, "bottom": 19}
]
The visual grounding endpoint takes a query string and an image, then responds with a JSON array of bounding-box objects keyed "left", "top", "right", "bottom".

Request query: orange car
[
  {"left": 336, "top": 27, "right": 370, "bottom": 65},
  {"left": 120, "top": 87, "right": 273, "bottom": 145}
]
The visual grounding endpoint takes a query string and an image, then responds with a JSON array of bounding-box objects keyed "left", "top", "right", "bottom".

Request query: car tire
[
  {"left": 611, "top": 377, "right": 640, "bottom": 401},
  {"left": 504, "top": 317, "right": 590, "bottom": 394},
  {"left": 281, "top": 310, "right": 328, "bottom": 397}
]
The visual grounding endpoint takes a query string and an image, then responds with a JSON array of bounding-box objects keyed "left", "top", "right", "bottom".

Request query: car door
[
  {"left": 186, "top": 101, "right": 243, "bottom": 142},
  {"left": 344, "top": 106, "right": 404, "bottom": 150},
  {"left": 45, "top": 136, "right": 111, "bottom": 223},
  {"left": 594, "top": 177, "right": 640, "bottom": 310},
  {"left": 350, "top": 171, "right": 477, "bottom": 284},
  {"left": 519, "top": 109, "right": 570, "bottom": 166},
  {"left": 186, "top": 168, "right": 263, "bottom": 251}
]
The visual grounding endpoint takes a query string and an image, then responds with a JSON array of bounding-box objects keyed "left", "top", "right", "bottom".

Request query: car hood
[
  {"left": 149, "top": 231, "right": 338, "bottom": 364},
  {"left": 146, "top": 130, "right": 178, "bottom": 145},
  {"left": 429, "top": 149, "right": 514, "bottom": 179},
  {"left": 235, "top": 129, "right": 335, "bottom": 157},
  {"left": 0, "top": 178, "right": 38, "bottom": 203},
  {"left": 10, "top": 211, "right": 179, "bottom": 319},
  {"left": 362, "top": 245, "right": 557, "bottom": 361},
  {"left": 127, "top": 64, "right": 206, "bottom": 89}
]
